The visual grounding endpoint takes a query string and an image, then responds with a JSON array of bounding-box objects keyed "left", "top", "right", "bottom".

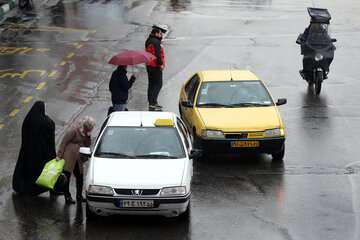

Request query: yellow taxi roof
[{"left": 198, "top": 70, "right": 259, "bottom": 82}]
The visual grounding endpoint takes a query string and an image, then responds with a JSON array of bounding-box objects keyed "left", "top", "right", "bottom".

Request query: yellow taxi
[{"left": 178, "top": 70, "right": 287, "bottom": 161}]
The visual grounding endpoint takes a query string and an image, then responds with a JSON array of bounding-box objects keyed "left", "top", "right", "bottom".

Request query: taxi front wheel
[{"left": 272, "top": 145, "right": 285, "bottom": 162}]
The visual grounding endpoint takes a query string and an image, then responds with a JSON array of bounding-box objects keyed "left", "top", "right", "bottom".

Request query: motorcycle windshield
[{"left": 306, "top": 23, "right": 332, "bottom": 48}]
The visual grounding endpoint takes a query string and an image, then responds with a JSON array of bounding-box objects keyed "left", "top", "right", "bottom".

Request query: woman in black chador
[{"left": 12, "top": 101, "right": 56, "bottom": 195}]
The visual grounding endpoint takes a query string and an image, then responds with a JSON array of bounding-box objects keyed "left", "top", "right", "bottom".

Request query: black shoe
[
  {"left": 154, "top": 104, "right": 163, "bottom": 109},
  {"left": 65, "top": 196, "right": 76, "bottom": 204},
  {"left": 149, "top": 105, "right": 162, "bottom": 111}
]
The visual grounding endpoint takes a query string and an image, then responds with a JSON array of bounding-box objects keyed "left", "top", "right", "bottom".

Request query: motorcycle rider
[{"left": 297, "top": 20, "right": 336, "bottom": 79}]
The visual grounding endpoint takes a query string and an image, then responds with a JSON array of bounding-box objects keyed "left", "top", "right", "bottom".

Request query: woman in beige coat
[{"left": 57, "top": 116, "right": 95, "bottom": 204}]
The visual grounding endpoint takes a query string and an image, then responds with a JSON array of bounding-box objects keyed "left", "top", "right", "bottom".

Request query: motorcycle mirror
[
  {"left": 276, "top": 98, "right": 287, "bottom": 106},
  {"left": 331, "top": 38, "right": 337, "bottom": 43}
]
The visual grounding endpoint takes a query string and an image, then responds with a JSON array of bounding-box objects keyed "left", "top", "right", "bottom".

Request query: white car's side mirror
[{"left": 79, "top": 147, "right": 92, "bottom": 157}]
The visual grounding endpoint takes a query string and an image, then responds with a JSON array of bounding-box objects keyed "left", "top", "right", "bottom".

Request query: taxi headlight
[
  {"left": 264, "top": 128, "right": 283, "bottom": 137},
  {"left": 160, "top": 187, "right": 186, "bottom": 196},
  {"left": 88, "top": 185, "right": 114, "bottom": 196},
  {"left": 201, "top": 129, "right": 225, "bottom": 139},
  {"left": 314, "top": 53, "right": 324, "bottom": 62}
]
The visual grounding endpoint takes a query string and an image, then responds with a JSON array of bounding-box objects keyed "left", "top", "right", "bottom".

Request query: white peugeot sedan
[{"left": 80, "top": 111, "right": 200, "bottom": 219}]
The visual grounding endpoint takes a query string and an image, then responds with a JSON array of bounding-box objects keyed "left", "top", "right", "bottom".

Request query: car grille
[{"left": 114, "top": 189, "right": 160, "bottom": 196}]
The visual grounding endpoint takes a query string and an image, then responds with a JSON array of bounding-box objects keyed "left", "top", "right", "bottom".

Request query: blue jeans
[{"left": 113, "top": 104, "right": 127, "bottom": 111}]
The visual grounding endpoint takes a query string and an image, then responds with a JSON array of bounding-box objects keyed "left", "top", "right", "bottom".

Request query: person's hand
[{"left": 160, "top": 65, "right": 164, "bottom": 71}]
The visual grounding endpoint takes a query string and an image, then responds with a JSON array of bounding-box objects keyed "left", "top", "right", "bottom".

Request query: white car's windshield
[
  {"left": 95, "top": 127, "right": 186, "bottom": 159},
  {"left": 196, "top": 81, "right": 273, "bottom": 107}
]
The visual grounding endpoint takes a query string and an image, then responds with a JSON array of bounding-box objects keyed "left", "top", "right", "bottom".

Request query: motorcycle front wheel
[{"left": 314, "top": 71, "right": 323, "bottom": 95}]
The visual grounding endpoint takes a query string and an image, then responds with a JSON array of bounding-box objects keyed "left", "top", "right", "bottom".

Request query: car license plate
[
  {"left": 231, "top": 141, "right": 259, "bottom": 148},
  {"left": 119, "top": 200, "right": 154, "bottom": 208}
]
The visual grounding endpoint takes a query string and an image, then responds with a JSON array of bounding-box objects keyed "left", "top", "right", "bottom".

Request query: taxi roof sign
[{"left": 154, "top": 118, "right": 174, "bottom": 127}]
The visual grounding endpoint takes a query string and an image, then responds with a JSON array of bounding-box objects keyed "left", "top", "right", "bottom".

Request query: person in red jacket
[{"left": 145, "top": 25, "right": 167, "bottom": 111}]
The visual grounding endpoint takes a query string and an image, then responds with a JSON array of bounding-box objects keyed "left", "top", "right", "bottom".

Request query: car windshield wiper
[
  {"left": 197, "top": 103, "right": 230, "bottom": 107},
  {"left": 135, "top": 154, "right": 179, "bottom": 159},
  {"left": 229, "top": 102, "right": 272, "bottom": 107},
  {"left": 98, "top": 152, "right": 135, "bottom": 158}
]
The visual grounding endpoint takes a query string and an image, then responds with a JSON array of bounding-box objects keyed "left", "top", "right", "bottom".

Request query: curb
[{"left": 0, "top": 0, "right": 16, "bottom": 20}]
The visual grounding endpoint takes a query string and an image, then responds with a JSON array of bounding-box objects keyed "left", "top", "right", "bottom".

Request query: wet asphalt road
[{"left": 1, "top": 0, "right": 360, "bottom": 239}]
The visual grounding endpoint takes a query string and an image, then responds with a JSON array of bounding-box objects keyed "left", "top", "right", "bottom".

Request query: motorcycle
[
  {"left": 296, "top": 7, "right": 336, "bottom": 95},
  {"left": 18, "top": 0, "right": 33, "bottom": 10}
]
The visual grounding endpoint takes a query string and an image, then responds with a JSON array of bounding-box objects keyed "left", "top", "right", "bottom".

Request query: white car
[{"left": 80, "top": 111, "right": 200, "bottom": 219}]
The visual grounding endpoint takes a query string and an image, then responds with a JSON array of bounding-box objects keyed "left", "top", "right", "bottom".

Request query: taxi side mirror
[
  {"left": 276, "top": 98, "right": 287, "bottom": 106},
  {"left": 189, "top": 149, "right": 202, "bottom": 159},
  {"left": 79, "top": 147, "right": 92, "bottom": 157},
  {"left": 181, "top": 101, "right": 193, "bottom": 108}
]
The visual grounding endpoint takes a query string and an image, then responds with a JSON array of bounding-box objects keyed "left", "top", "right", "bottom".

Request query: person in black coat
[
  {"left": 12, "top": 101, "right": 56, "bottom": 195},
  {"left": 109, "top": 66, "right": 136, "bottom": 112}
]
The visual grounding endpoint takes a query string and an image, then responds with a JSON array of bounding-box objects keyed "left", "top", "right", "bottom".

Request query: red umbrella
[{"left": 108, "top": 50, "right": 156, "bottom": 66}]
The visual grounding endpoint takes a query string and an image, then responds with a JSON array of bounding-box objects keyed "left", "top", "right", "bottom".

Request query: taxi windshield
[
  {"left": 196, "top": 81, "right": 273, "bottom": 107},
  {"left": 94, "top": 127, "right": 186, "bottom": 159}
]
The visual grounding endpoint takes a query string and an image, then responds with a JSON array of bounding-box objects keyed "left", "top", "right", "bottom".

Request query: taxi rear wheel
[{"left": 272, "top": 145, "right": 285, "bottom": 162}]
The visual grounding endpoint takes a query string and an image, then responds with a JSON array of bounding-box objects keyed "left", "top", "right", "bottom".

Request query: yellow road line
[
  {"left": 23, "top": 96, "right": 33, "bottom": 103},
  {"left": 36, "top": 82, "right": 47, "bottom": 90},
  {"left": 76, "top": 44, "right": 83, "bottom": 49},
  {"left": 60, "top": 61, "right": 67, "bottom": 66},
  {"left": 1, "top": 26, "right": 96, "bottom": 33},
  {"left": 0, "top": 123, "right": 4, "bottom": 130},
  {"left": 48, "top": 70, "right": 59, "bottom": 78},
  {"left": 67, "top": 53, "right": 75, "bottom": 59},
  {"left": 9, "top": 108, "right": 20, "bottom": 117}
]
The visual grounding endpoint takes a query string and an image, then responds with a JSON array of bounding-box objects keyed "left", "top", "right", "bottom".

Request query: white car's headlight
[
  {"left": 264, "top": 128, "right": 284, "bottom": 137},
  {"left": 88, "top": 185, "right": 114, "bottom": 196},
  {"left": 315, "top": 53, "right": 324, "bottom": 61},
  {"left": 160, "top": 187, "right": 186, "bottom": 196},
  {"left": 201, "top": 129, "right": 225, "bottom": 139}
]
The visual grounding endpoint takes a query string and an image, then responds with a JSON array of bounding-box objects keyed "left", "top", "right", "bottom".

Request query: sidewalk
[{"left": 0, "top": 0, "right": 16, "bottom": 20}]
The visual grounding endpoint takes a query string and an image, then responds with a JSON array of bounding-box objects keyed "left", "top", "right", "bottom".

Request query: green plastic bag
[{"left": 36, "top": 159, "right": 65, "bottom": 190}]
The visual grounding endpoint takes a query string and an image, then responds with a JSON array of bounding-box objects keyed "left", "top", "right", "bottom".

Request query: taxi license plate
[
  {"left": 231, "top": 141, "right": 259, "bottom": 148},
  {"left": 119, "top": 200, "right": 154, "bottom": 208}
]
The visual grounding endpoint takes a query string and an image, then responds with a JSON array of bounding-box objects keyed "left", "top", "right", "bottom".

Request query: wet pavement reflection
[{"left": 1, "top": 0, "right": 360, "bottom": 239}]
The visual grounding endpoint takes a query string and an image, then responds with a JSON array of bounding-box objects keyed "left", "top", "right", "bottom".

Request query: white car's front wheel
[
  {"left": 86, "top": 202, "right": 98, "bottom": 221},
  {"left": 178, "top": 201, "right": 191, "bottom": 220}
]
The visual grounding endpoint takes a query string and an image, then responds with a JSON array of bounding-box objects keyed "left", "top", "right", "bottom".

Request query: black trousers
[
  {"left": 63, "top": 162, "right": 83, "bottom": 198},
  {"left": 147, "top": 66, "right": 163, "bottom": 105}
]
